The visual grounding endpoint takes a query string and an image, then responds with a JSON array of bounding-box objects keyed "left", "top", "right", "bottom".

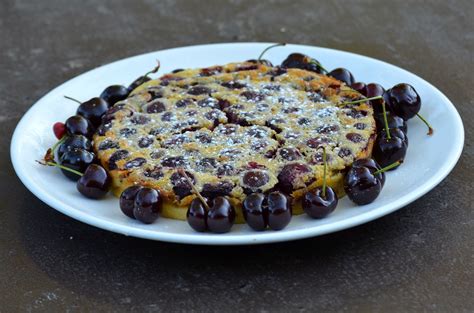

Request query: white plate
[{"left": 11, "top": 43, "right": 464, "bottom": 245}]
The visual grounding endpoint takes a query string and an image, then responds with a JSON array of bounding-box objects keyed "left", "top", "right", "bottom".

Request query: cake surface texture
[{"left": 93, "top": 61, "right": 376, "bottom": 221}]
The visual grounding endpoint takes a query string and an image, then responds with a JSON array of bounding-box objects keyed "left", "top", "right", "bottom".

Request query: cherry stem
[
  {"left": 339, "top": 95, "right": 383, "bottom": 106},
  {"left": 382, "top": 101, "right": 391, "bottom": 140},
  {"left": 416, "top": 113, "right": 434, "bottom": 136},
  {"left": 373, "top": 161, "right": 403, "bottom": 175},
  {"left": 177, "top": 168, "right": 210, "bottom": 211},
  {"left": 321, "top": 147, "right": 327, "bottom": 199},
  {"left": 64, "top": 95, "right": 82, "bottom": 105},
  {"left": 36, "top": 160, "right": 84, "bottom": 177},
  {"left": 257, "top": 43, "right": 286, "bottom": 63},
  {"left": 52, "top": 136, "right": 65, "bottom": 153},
  {"left": 143, "top": 60, "right": 161, "bottom": 78}
]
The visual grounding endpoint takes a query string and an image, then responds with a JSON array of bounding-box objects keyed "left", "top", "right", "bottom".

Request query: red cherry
[{"left": 53, "top": 122, "right": 66, "bottom": 139}]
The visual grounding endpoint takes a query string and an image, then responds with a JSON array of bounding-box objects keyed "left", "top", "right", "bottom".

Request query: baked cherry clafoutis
[{"left": 92, "top": 61, "right": 376, "bottom": 222}]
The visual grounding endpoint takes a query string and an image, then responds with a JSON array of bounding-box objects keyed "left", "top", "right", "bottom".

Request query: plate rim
[{"left": 10, "top": 42, "right": 465, "bottom": 245}]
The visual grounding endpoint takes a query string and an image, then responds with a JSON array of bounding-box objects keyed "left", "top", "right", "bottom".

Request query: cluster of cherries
[
  {"left": 42, "top": 44, "right": 433, "bottom": 234},
  {"left": 180, "top": 49, "right": 433, "bottom": 233},
  {"left": 42, "top": 65, "right": 160, "bottom": 201},
  {"left": 325, "top": 64, "right": 433, "bottom": 206}
]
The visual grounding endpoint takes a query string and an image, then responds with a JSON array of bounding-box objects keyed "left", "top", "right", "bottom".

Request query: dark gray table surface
[{"left": 1, "top": 0, "right": 473, "bottom": 312}]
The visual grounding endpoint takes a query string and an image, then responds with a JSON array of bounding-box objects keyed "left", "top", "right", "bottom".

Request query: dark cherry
[
  {"left": 352, "top": 158, "right": 386, "bottom": 187},
  {"left": 200, "top": 66, "right": 223, "bottom": 76},
  {"left": 146, "top": 101, "right": 166, "bottom": 113},
  {"left": 242, "top": 170, "right": 270, "bottom": 191},
  {"left": 76, "top": 164, "right": 110, "bottom": 199},
  {"left": 279, "top": 148, "right": 302, "bottom": 161},
  {"left": 306, "top": 137, "right": 330, "bottom": 149},
  {"left": 240, "top": 91, "right": 264, "bottom": 101},
  {"left": 187, "top": 86, "right": 211, "bottom": 95},
  {"left": 242, "top": 193, "right": 267, "bottom": 231},
  {"left": 201, "top": 181, "right": 234, "bottom": 198},
  {"left": 133, "top": 187, "right": 162, "bottom": 224},
  {"left": 186, "top": 198, "right": 207, "bottom": 232},
  {"left": 373, "top": 128, "right": 408, "bottom": 168},
  {"left": 175, "top": 98, "right": 194, "bottom": 108},
  {"left": 242, "top": 191, "right": 292, "bottom": 231},
  {"left": 161, "top": 156, "right": 188, "bottom": 168},
  {"left": 346, "top": 133, "right": 363, "bottom": 143},
  {"left": 216, "top": 164, "right": 236, "bottom": 176},
  {"left": 76, "top": 97, "right": 109, "bottom": 127},
  {"left": 386, "top": 83, "right": 421, "bottom": 120},
  {"left": 130, "top": 114, "right": 151, "bottom": 125},
  {"left": 277, "top": 163, "right": 311, "bottom": 194},
  {"left": 59, "top": 148, "right": 95, "bottom": 181},
  {"left": 170, "top": 171, "right": 194, "bottom": 199},
  {"left": 138, "top": 137, "right": 154, "bottom": 148},
  {"left": 143, "top": 166, "right": 164, "bottom": 179},
  {"left": 65, "top": 115, "right": 94, "bottom": 138},
  {"left": 207, "top": 196, "right": 235, "bottom": 233},
  {"left": 119, "top": 185, "right": 143, "bottom": 218},
  {"left": 100, "top": 85, "right": 129, "bottom": 106},
  {"left": 366, "top": 83, "right": 388, "bottom": 114},
  {"left": 128, "top": 76, "right": 151, "bottom": 92},
  {"left": 344, "top": 158, "right": 385, "bottom": 205},
  {"left": 281, "top": 53, "right": 325, "bottom": 74},
  {"left": 266, "top": 192, "right": 291, "bottom": 230},
  {"left": 108, "top": 149, "right": 130, "bottom": 170},
  {"left": 57, "top": 135, "right": 91, "bottom": 158},
  {"left": 235, "top": 64, "right": 258, "bottom": 71},
  {"left": 124, "top": 157, "right": 147, "bottom": 169},
  {"left": 246, "top": 59, "right": 273, "bottom": 67},
  {"left": 328, "top": 68, "right": 355, "bottom": 85},
  {"left": 221, "top": 81, "right": 247, "bottom": 89},
  {"left": 351, "top": 82, "right": 368, "bottom": 96},
  {"left": 302, "top": 187, "right": 338, "bottom": 219},
  {"left": 374, "top": 111, "right": 408, "bottom": 133}
]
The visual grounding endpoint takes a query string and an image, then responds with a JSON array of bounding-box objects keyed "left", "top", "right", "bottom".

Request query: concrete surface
[{"left": 1, "top": 0, "right": 473, "bottom": 312}]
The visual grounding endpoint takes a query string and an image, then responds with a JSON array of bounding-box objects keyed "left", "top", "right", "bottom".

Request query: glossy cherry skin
[
  {"left": 246, "top": 59, "right": 273, "bottom": 67},
  {"left": 76, "top": 164, "right": 111, "bottom": 199},
  {"left": 186, "top": 198, "right": 208, "bottom": 232},
  {"left": 386, "top": 83, "right": 421, "bottom": 120},
  {"left": 65, "top": 115, "right": 94, "bottom": 138},
  {"left": 344, "top": 159, "right": 385, "bottom": 205},
  {"left": 207, "top": 196, "right": 235, "bottom": 233},
  {"left": 351, "top": 82, "right": 367, "bottom": 96},
  {"left": 302, "top": 187, "right": 338, "bottom": 219},
  {"left": 374, "top": 111, "right": 408, "bottom": 134},
  {"left": 242, "top": 193, "right": 267, "bottom": 231},
  {"left": 59, "top": 148, "right": 95, "bottom": 181},
  {"left": 133, "top": 188, "right": 162, "bottom": 224},
  {"left": 128, "top": 76, "right": 151, "bottom": 93},
  {"left": 351, "top": 158, "right": 385, "bottom": 187},
  {"left": 119, "top": 185, "right": 143, "bottom": 218},
  {"left": 57, "top": 135, "right": 92, "bottom": 159},
  {"left": 76, "top": 97, "right": 109, "bottom": 127},
  {"left": 100, "top": 85, "right": 129, "bottom": 106},
  {"left": 373, "top": 128, "right": 408, "bottom": 168},
  {"left": 277, "top": 163, "right": 312, "bottom": 194},
  {"left": 281, "top": 53, "right": 325, "bottom": 74},
  {"left": 366, "top": 83, "right": 389, "bottom": 114},
  {"left": 266, "top": 192, "right": 291, "bottom": 230},
  {"left": 328, "top": 68, "right": 355, "bottom": 85}
]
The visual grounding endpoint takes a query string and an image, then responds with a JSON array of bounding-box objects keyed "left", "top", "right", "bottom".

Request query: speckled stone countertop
[{"left": 1, "top": 1, "right": 473, "bottom": 312}]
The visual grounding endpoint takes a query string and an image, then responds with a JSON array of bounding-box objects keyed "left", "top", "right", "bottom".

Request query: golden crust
[{"left": 94, "top": 61, "right": 376, "bottom": 222}]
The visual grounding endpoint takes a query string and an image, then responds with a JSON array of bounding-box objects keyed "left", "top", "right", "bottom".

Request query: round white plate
[{"left": 11, "top": 43, "right": 464, "bottom": 245}]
